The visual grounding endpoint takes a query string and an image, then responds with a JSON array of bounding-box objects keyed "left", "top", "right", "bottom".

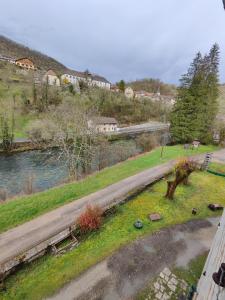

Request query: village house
[
  {"left": 43, "top": 70, "right": 60, "bottom": 86},
  {"left": 135, "top": 90, "right": 155, "bottom": 99},
  {"left": 61, "top": 70, "right": 110, "bottom": 90},
  {"left": 90, "top": 74, "right": 111, "bottom": 90},
  {"left": 61, "top": 70, "right": 83, "bottom": 85},
  {"left": 124, "top": 87, "right": 135, "bottom": 99},
  {"left": 88, "top": 117, "right": 118, "bottom": 133},
  {"left": 135, "top": 90, "right": 176, "bottom": 105},
  {"left": 15, "top": 58, "right": 36, "bottom": 70},
  {"left": 0, "top": 55, "right": 15, "bottom": 64},
  {"left": 110, "top": 85, "right": 120, "bottom": 93}
]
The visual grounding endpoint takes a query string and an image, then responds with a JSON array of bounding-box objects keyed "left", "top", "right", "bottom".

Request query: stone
[
  {"left": 162, "top": 294, "right": 170, "bottom": 300},
  {"left": 164, "top": 275, "right": 169, "bottom": 282},
  {"left": 163, "top": 267, "right": 171, "bottom": 277},
  {"left": 149, "top": 213, "right": 162, "bottom": 221},
  {"left": 168, "top": 283, "right": 176, "bottom": 292},
  {"left": 160, "top": 285, "right": 165, "bottom": 292},
  {"left": 154, "top": 282, "right": 160, "bottom": 290},
  {"left": 160, "top": 272, "right": 165, "bottom": 279},
  {"left": 170, "top": 277, "right": 178, "bottom": 286},
  {"left": 181, "top": 282, "right": 188, "bottom": 290},
  {"left": 155, "top": 292, "right": 163, "bottom": 299}
]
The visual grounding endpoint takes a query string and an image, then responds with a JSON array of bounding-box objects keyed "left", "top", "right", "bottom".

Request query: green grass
[
  {"left": 173, "top": 253, "right": 208, "bottom": 287},
  {"left": 0, "top": 145, "right": 218, "bottom": 234},
  {"left": 14, "top": 114, "right": 34, "bottom": 138},
  {"left": 1, "top": 168, "right": 225, "bottom": 300}
]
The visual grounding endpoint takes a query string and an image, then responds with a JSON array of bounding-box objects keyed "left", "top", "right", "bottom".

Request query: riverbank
[
  {"left": 0, "top": 145, "right": 218, "bottom": 233},
  {"left": 1, "top": 164, "right": 225, "bottom": 300}
]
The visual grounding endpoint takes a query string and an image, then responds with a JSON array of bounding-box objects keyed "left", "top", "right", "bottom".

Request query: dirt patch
[{"left": 48, "top": 218, "right": 218, "bottom": 300}]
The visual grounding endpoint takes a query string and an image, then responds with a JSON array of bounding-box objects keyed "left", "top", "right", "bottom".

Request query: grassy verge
[
  {"left": 1, "top": 168, "right": 225, "bottom": 300},
  {"left": 0, "top": 144, "right": 218, "bottom": 233},
  {"left": 136, "top": 253, "right": 208, "bottom": 300},
  {"left": 173, "top": 253, "right": 208, "bottom": 287}
]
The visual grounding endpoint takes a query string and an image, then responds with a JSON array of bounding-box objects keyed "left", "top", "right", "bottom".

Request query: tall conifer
[{"left": 170, "top": 44, "right": 219, "bottom": 143}]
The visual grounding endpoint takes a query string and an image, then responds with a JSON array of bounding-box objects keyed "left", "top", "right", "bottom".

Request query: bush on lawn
[{"left": 76, "top": 205, "right": 103, "bottom": 233}]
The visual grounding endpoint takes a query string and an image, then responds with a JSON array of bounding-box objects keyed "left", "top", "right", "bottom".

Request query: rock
[
  {"left": 164, "top": 275, "right": 169, "bottom": 282},
  {"left": 162, "top": 294, "right": 170, "bottom": 300},
  {"left": 154, "top": 282, "right": 160, "bottom": 290},
  {"left": 163, "top": 267, "right": 171, "bottom": 277},
  {"left": 170, "top": 277, "right": 178, "bottom": 286},
  {"left": 149, "top": 213, "right": 162, "bottom": 221},
  {"left": 160, "top": 285, "right": 165, "bottom": 292},
  {"left": 155, "top": 292, "right": 163, "bottom": 299},
  {"left": 168, "top": 283, "right": 176, "bottom": 292}
]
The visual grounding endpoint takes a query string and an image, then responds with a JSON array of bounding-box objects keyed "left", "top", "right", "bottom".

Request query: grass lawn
[
  {"left": 1, "top": 166, "right": 225, "bottom": 300},
  {"left": 173, "top": 253, "right": 208, "bottom": 287},
  {"left": 0, "top": 144, "right": 218, "bottom": 234}
]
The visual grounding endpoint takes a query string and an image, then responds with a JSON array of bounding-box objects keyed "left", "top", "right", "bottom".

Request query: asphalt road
[{"left": 0, "top": 161, "right": 173, "bottom": 267}]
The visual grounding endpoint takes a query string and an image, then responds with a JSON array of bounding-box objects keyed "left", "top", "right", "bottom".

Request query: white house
[
  {"left": 124, "top": 87, "right": 135, "bottom": 99},
  {"left": 61, "top": 71, "right": 79, "bottom": 85},
  {"left": 43, "top": 70, "right": 60, "bottom": 86},
  {"left": 61, "top": 70, "right": 110, "bottom": 90},
  {"left": 91, "top": 75, "right": 111, "bottom": 90},
  {"left": 88, "top": 117, "right": 118, "bottom": 133},
  {"left": 0, "top": 55, "right": 15, "bottom": 64}
]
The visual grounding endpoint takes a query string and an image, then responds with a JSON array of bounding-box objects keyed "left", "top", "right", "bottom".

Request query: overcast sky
[{"left": 0, "top": 0, "right": 225, "bottom": 84}]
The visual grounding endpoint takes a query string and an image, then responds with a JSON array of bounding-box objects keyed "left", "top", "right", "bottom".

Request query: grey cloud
[{"left": 0, "top": 0, "right": 224, "bottom": 84}]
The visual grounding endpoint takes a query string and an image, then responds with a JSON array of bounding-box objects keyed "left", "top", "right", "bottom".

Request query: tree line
[{"left": 170, "top": 44, "right": 220, "bottom": 144}]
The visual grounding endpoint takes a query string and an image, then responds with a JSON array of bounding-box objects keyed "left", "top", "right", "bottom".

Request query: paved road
[
  {"left": 0, "top": 149, "right": 224, "bottom": 272},
  {"left": 0, "top": 161, "right": 174, "bottom": 268},
  {"left": 211, "top": 148, "right": 225, "bottom": 164}
]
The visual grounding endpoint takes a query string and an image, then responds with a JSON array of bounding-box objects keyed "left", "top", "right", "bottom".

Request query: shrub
[
  {"left": 136, "top": 133, "right": 159, "bottom": 152},
  {"left": 76, "top": 205, "right": 103, "bottom": 233}
]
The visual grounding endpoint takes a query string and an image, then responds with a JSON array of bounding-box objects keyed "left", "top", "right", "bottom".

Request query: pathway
[{"left": 48, "top": 218, "right": 219, "bottom": 300}]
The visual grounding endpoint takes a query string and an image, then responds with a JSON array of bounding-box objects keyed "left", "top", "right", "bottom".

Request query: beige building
[
  {"left": 43, "top": 70, "right": 60, "bottom": 86},
  {"left": 125, "top": 87, "right": 135, "bottom": 99},
  {"left": 15, "top": 58, "right": 36, "bottom": 70},
  {"left": 88, "top": 117, "right": 118, "bottom": 133}
]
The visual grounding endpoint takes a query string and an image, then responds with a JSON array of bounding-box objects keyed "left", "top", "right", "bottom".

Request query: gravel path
[{"left": 48, "top": 218, "right": 219, "bottom": 300}]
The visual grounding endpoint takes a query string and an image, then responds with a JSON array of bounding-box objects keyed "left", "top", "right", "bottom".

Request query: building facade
[
  {"left": 61, "top": 71, "right": 110, "bottom": 90},
  {"left": 125, "top": 87, "right": 135, "bottom": 99},
  {"left": 43, "top": 70, "right": 60, "bottom": 86},
  {"left": 15, "top": 58, "right": 36, "bottom": 70},
  {"left": 88, "top": 117, "right": 118, "bottom": 133}
]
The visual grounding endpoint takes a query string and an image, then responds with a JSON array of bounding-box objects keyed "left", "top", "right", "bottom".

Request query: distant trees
[
  {"left": 128, "top": 78, "right": 176, "bottom": 96},
  {"left": 170, "top": 44, "right": 220, "bottom": 144},
  {"left": 117, "top": 80, "right": 125, "bottom": 92}
]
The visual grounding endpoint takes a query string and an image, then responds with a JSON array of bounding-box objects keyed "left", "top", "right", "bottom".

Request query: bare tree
[{"left": 28, "top": 98, "right": 97, "bottom": 180}]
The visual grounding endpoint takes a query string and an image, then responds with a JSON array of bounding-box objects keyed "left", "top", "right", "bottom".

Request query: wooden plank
[{"left": 195, "top": 210, "right": 225, "bottom": 300}]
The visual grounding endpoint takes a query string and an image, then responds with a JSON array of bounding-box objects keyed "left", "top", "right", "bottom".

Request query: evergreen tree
[
  {"left": 117, "top": 80, "right": 125, "bottom": 92},
  {"left": 170, "top": 44, "right": 219, "bottom": 143}
]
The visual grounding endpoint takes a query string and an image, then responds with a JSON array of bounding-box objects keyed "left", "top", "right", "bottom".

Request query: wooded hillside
[
  {"left": 0, "top": 35, "right": 67, "bottom": 73},
  {"left": 127, "top": 78, "right": 177, "bottom": 96}
]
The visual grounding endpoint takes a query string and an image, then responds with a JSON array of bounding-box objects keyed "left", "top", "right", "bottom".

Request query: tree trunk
[
  {"left": 183, "top": 177, "right": 189, "bottom": 185},
  {"left": 165, "top": 181, "right": 178, "bottom": 200}
]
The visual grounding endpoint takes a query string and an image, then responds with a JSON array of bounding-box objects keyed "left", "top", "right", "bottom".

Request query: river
[{"left": 0, "top": 140, "right": 143, "bottom": 198}]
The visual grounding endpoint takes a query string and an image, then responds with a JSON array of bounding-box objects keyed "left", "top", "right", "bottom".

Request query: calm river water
[{"left": 0, "top": 140, "right": 142, "bottom": 198}]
